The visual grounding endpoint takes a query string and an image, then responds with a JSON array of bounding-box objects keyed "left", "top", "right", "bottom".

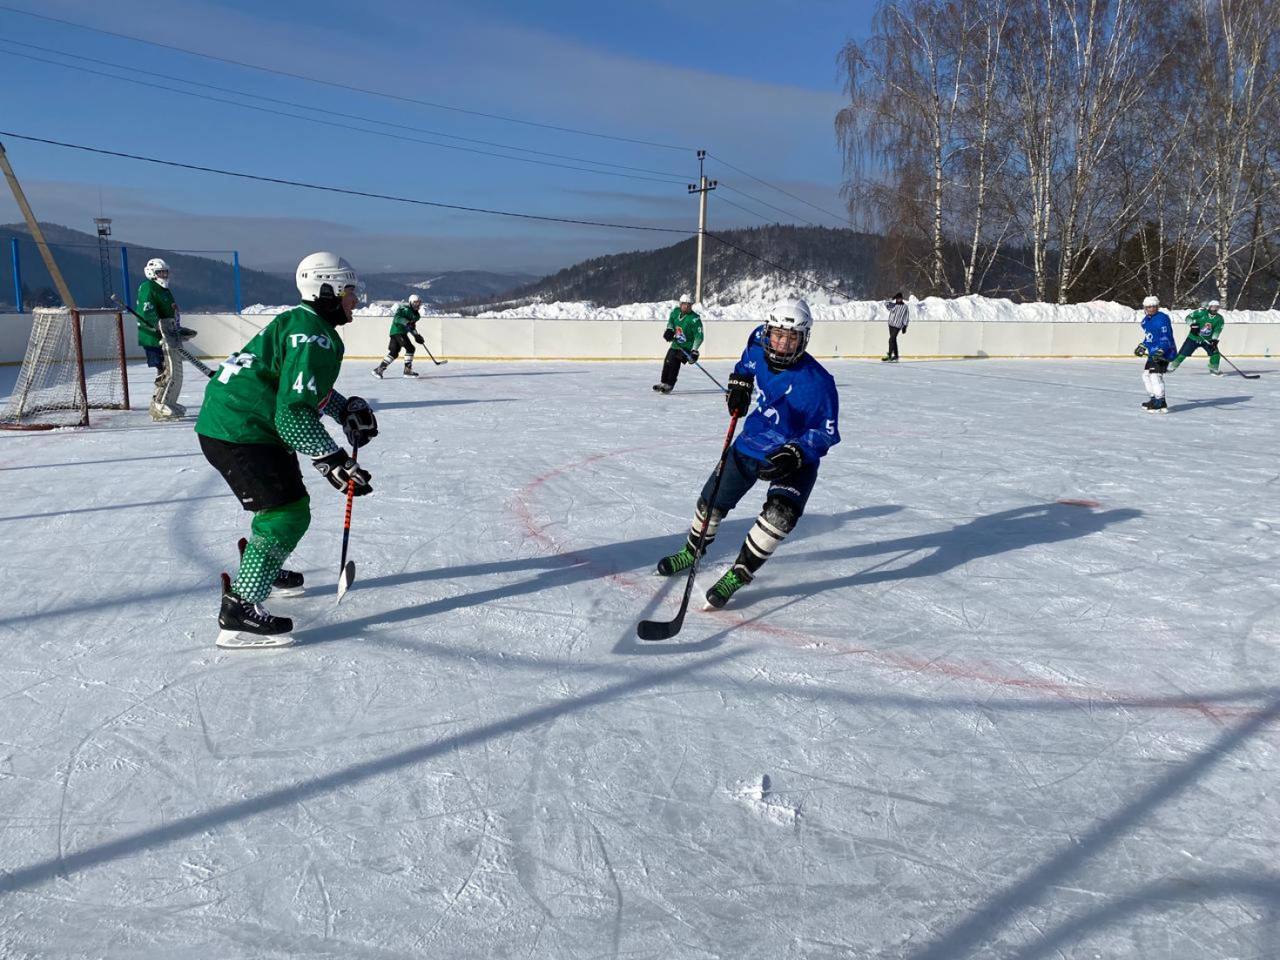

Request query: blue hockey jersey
[
  {"left": 1140, "top": 311, "right": 1176, "bottom": 359},
  {"left": 732, "top": 326, "right": 840, "bottom": 464}
]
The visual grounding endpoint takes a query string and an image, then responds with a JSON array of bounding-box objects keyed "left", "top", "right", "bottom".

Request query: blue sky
[{"left": 0, "top": 0, "right": 871, "bottom": 276}]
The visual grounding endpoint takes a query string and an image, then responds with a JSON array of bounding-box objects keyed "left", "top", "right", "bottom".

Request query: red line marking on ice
[
  {"left": 512, "top": 447, "right": 1262, "bottom": 724},
  {"left": 1057, "top": 498, "right": 1102, "bottom": 508}
]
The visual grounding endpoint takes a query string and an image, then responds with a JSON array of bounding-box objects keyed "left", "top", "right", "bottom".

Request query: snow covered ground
[
  {"left": 241, "top": 292, "right": 1280, "bottom": 324},
  {"left": 1, "top": 356, "right": 1278, "bottom": 959}
]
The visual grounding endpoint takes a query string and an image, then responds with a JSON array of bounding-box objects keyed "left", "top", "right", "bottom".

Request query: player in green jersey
[
  {"left": 136, "top": 258, "right": 196, "bottom": 421},
  {"left": 372, "top": 294, "right": 426, "bottom": 378},
  {"left": 195, "top": 252, "right": 380, "bottom": 648},
  {"left": 653, "top": 293, "right": 705, "bottom": 393},
  {"left": 1169, "top": 299, "right": 1225, "bottom": 375}
]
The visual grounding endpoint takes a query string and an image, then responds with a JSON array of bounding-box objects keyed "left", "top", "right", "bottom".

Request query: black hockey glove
[
  {"left": 414, "top": 334, "right": 425, "bottom": 345},
  {"left": 726, "top": 372, "right": 754, "bottom": 417},
  {"left": 758, "top": 443, "right": 804, "bottom": 482},
  {"left": 1207, "top": 339, "right": 1220, "bottom": 353},
  {"left": 1134, "top": 344, "right": 1147, "bottom": 357},
  {"left": 312, "top": 450, "right": 372, "bottom": 495},
  {"left": 1153, "top": 348, "right": 1166, "bottom": 361},
  {"left": 341, "top": 396, "right": 379, "bottom": 449},
  {"left": 663, "top": 328, "right": 676, "bottom": 342},
  {"left": 684, "top": 349, "right": 700, "bottom": 363},
  {"left": 899, "top": 325, "right": 908, "bottom": 336}
]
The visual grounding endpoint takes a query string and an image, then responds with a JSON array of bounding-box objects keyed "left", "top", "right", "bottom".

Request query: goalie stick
[
  {"left": 637, "top": 412, "right": 740, "bottom": 641},
  {"left": 111, "top": 295, "right": 217, "bottom": 379}
]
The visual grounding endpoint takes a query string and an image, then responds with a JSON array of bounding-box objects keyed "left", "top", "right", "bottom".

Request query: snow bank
[{"left": 241, "top": 293, "right": 1280, "bottom": 323}]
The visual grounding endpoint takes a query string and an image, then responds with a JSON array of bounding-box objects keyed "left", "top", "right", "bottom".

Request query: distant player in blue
[
  {"left": 655, "top": 298, "right": 840, "bottom": 609},
  {"left": 1134, "top": 294, "right": 1176, "bottom": 413}
]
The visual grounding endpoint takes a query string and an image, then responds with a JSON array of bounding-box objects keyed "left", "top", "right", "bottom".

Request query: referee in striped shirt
[{"left": 884, "top": 293, "right": 909, "bottom": 362}]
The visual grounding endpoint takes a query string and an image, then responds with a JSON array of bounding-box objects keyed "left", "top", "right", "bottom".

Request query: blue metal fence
[{"left": 4, "top": 238, "right": 242, "bottom": 313}]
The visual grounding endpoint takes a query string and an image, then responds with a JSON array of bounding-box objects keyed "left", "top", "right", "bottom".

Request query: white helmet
[
  {"left": 1142, "top": 295, "right": 1160, "bottom": 308},
  {"left": 408, "top": 294, "right": 422, "bottom": 307},
  {"left": 764, "top": 298, "right": 813, "bottom": 368},
  {"left": 1208, "top": 299, "right": 1220, "bottom": 309},
  {"left": 296, "top": 251, "right": 362, "bottom": 302},
  {"left": 678, "top": 293, "right": 693, "bottom": 305},
  {"left": 144, "top": 258, "right": 170, "bottom": 289}
]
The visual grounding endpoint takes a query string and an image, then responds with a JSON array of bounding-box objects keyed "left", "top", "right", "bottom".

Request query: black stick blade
[{"left": 637, "top": 612, "right": 686, "bottom": 641}]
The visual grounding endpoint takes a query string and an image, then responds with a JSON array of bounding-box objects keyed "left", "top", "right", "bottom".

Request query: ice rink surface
[{"left": 1, "top": 355, "right": 1278, "bottom": 959}]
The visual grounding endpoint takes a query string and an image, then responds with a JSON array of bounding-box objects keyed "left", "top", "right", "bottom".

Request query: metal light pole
[
  {"left": 94, "top": 217, "right": 113, "bottom": 306},
  {"left": 688, "top": 150, "right": 717, "bottom": 306}
]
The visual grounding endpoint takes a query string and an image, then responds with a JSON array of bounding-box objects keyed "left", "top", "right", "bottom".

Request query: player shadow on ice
[
  {"left": 1167, "top": 395, "right": 1250, "bottom": 414},
  {"left": 432, "top": 370, "right": 583, "bottom": 380},
  {"left": 371, "top": 398, "right": 518, "bottom": 411},
  {"left": 292, "top": 506, "right": 898, "bottom": 650},
  {"left": 733, "top": 502, "right": 1141, "bottom": 610},
  {"left": 0, "top": 451, "right": 204, "bottom": 473},
  {"left": 907, "top": 692, "right": 1280, "bottom": 960},
  {"left": 0, "top": 646, "right": 748, "bottom": 897}
]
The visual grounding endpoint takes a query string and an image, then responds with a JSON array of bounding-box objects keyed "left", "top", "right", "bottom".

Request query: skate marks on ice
[
  {"left": 908, "top": 692, "right": 1280, "bottom": 960},
  {"left": 0, "top": 647, "right": 746, "bottom": 897}
]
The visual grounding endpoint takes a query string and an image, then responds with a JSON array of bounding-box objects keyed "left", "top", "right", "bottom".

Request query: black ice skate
[
  {"left": 656, "top": 543, "right": 699, "bottom": 576},
  {"left": 704, "top": 564, "right": 753, "bottom": 610},
  {"left": 238, "top": 537, "right": 305, "bottom": 597},
  {"left": 652, "top": 383, "right": 673, "bottom": 394},
  {"left": 403, "top": 365, "right": 420, "bottom": 378},
  {"left": 372, "top": 363, "right": 387, "bottom": 379},
  {"left": 1142, "top": 397, "right": 1157, "bottom": 412},
  {"left": 1153, "top": 398, "right": 1169, "bottom": 414},
  {"left": 217, "top": 574, "right": 294, "bottom": 649}
]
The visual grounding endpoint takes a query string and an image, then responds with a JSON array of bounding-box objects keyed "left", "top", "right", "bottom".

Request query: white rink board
[
  {"left": 4, "top": 312, "right": 1280, "bottom": 365},
  {"left": 0, "top": 357, "right": 1277, "bottom": 958}
]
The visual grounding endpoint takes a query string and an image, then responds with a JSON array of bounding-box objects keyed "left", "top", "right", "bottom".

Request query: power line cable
[
  {"left": 0, "top": 47, "right": 688, "bottom": 186},
  {"left": 0, "top": 4, "right": 691, "bottom": 152},
  {"left": 717, "top": 181, "right": 826, "bottom": 228},
  {"left": 0, "top": 130, "right": 696, "bottom": 236},
  {"left": 707, "top": 152, "right": 851, "bottom": 226},
  {"left": 0, "top": 37, "right": 688, "bottom": 181},
  {"left": 714, "top": 193, "right": 781, "bottom": 225}
]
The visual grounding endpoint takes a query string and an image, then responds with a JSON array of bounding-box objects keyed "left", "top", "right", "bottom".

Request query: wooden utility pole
[
  {"left": 0, "top": 139, "right": 77, "bottom": 309},
  {"left": 688, "top": 150, "right": 717, "bottom": 305}
]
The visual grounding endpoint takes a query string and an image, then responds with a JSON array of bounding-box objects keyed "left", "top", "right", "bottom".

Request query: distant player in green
[
  {"left": 135, "top": 257, "right": 194, "bottom": 421},
  {"left": 372, "top": 294, "right": 427, "bottom": 378},
  {"left": 195, "top": 252, "right": 379, "bottom": 648},
  {"left": 653, "top": 293, "right": 705, "bottom": 394},
  {"left": 1169, "top": 299, "right": 1224, "bottom": 375}
]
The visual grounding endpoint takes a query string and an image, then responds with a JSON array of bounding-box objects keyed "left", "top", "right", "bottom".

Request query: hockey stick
[
  {"left": 111, "top": 295, "right": 218, "bottom": 379},
  {"left": 417, "top": 340, "right": 448, "bottom": 366},
  {"left": 336, "top": 445, "right": 359, "bottom": 603},
  {"left": 679, "top": 349, "right": 726, "bottom": 392},
  {"left": 637, "top": 412, "right": 740, "bottom": 641},
  {"left": 1218, "top": 353, "right": 1260, "bottom": 379}
]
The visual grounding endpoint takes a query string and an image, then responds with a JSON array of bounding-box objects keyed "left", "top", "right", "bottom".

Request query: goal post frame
[{"left": 0, "top": 307, "right": 131, "bottom": 431}]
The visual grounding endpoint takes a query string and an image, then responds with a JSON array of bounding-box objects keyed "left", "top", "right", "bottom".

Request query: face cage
[
  {"left": 764, "top": 323, "right": 809, "bottom": 367},
  {"left": 317, "top": 275, "right": 365, "bottom": 303}
]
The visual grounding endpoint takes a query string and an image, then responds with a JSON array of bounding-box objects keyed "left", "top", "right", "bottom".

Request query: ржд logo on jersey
[{"left": 289, "top": 333, "right": 332, "bottom": 349}]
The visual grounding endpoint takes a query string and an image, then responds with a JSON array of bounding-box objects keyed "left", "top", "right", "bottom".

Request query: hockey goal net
[{"left": 1, "top": 307, "right": 131, "bottom": 430}]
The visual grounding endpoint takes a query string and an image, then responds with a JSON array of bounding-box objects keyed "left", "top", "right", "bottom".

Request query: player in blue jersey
[
  {"left": 655, "top": 298, "right": 841, "bottom": 609},
  {"left": 1134, "top": 294, "right": 1176, "bottom": 413}
]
